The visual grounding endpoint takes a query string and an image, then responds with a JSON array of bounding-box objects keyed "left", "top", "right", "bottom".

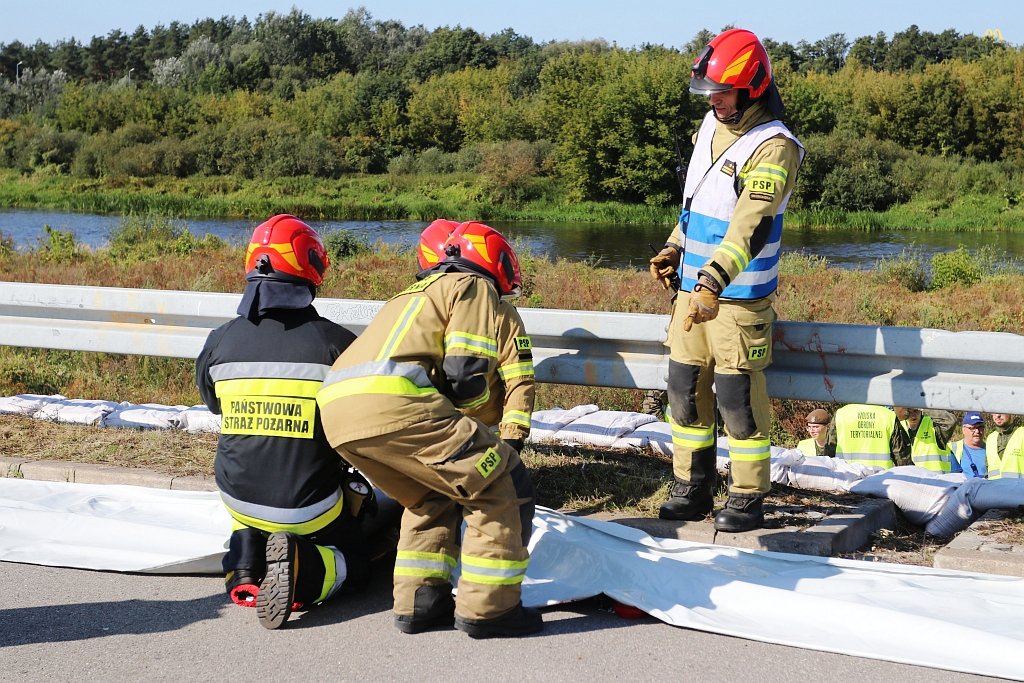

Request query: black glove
[{"left": 505, "top": 438, "right": 525, "bottom": 453}]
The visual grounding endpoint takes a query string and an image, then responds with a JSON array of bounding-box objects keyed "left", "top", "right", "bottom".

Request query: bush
[
  {"left": 323, "top": 229, "right": 370, "bottom": 260},
  {"left": 38, "top": 226, "right": 79, "bottom": 263},
  {"left": 874, "top": 250, "right": 927, "bottom": 292},
  {"left": 793, "top": 131, "right": 911, "bottom": 212},
  {"left": 930, "top": 246, "right": 983, "bottom": 289},
  {"left": 109, "top": 216, "right": 224, "bottom": 261}
]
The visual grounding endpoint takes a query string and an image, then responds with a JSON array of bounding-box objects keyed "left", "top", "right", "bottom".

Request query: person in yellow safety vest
[
  {"left": 796, "top": 408, "right": 835, "bottom": 457},
  {"left": 649, "top": 28, "right": 804, "bottom": 533},
  {"left": 834, "top": 404, "right": 911, "bottom": 469},
  {"left": 949, "top": 412, "right": 989, "bottom": 479},
  {"left": 894, "top": 407, "right": 956, "bottom": 472},
  {"left": 196, "top": 215, "right": 372, "bottom": 630},
  {"left": 999, "top": 426, "right": 1024, "bottom": 479},
  {"left": 416, "top": 220, "right": 535, "bottom": 453},
  {"left": 317, "top": 222, "right": 542, "bottom": 639},
  {"left": 986, "top": 414, "right": 1022, "bottom": 479}
]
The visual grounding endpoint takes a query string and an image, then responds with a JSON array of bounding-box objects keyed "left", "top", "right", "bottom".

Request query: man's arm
[
  {"left": 442, "top": 277, "right": 500, "bottom": 410},
  {"left": 926, "top": 410, "right": 958, "bottom": 450},
  {"left": 495, "top": 303, "right": 535, "bottom": 445},
  {"left": 890, "top": 418, "right": 912, "bottom": 467}
]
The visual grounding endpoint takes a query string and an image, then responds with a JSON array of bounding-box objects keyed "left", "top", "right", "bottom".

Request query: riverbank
[{"left": 3, "top": 169, "right": 1024, "bottom": 231}]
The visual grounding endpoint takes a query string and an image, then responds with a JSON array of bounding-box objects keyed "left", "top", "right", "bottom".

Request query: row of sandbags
[{"left": 4, "top": 395, "right": 1023, "bottom": 536}]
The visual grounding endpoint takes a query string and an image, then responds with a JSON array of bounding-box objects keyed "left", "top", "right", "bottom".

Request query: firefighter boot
[
  {"left": 394, "top": 584, "right": 456, "bottom": 634},
  {"left": 714, "top": 494, "right": 765, "bottom": 533},
  {"left": 659, "top": 446, "right": 717, "bottom": 521},
  {"left": 659, "top": 479, "right": 714, "bottom": 520},
  {"left": 256, "top": 532, "right": 299, "bottom": 630},
  {"left": 455, "top": 602, "right": 543, "bottom": 639},
  {"left": 223, "top": 527, "right": 266, "bottom": 607}
]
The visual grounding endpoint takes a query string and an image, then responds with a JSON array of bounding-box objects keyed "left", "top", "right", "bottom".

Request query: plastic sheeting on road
[{"left": 1, "top": 478, "right": 1023, "bottom": 680}]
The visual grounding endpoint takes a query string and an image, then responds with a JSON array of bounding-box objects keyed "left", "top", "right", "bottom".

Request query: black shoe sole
[
  {"left": 454, "top": 610, "right": 543, "bottom": 639},
  {"left": 256, "top": 533, "right": 296, "bottom": 630},
  {"left": 394, "top": 612, "right": 456, "bottom": 634}
]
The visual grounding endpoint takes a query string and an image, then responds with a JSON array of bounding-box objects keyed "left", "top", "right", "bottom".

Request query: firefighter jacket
[
  {"left": 317, "top": 272, "right": 503, "bottom": 446},
  {"left": 462, "top": 300, "right": 534, "bottom": 441},
  {"left": 196, "top": 306, "right": 356, "bottom": 533},
  {"left": 902, "top": 414, "right": 953, "bottom": 472},
  {"left": 666, "top": 100, "right": 804, "bottom": 300},
  {"left": 834, "top": 404, "right": 911, "bottom": 469}
]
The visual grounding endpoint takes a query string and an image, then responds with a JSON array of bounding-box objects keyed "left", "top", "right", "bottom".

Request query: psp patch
[
  {"left": 475, "top": 447, "right": 502, "bottom": 479},
  {"left": 748, "top": 344, "right": 769, "bottom": 361},
  {"left": 514, "top": 336, "right": 532, "bottom": 357},
  {"left": 747, "top": 178, "right": 775, "bottom": 193},
  {"left": 721, "top": 160, "right": 737, "bottom": 177}
]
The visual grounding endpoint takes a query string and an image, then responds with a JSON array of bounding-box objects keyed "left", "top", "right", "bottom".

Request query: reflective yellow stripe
[
  {"left": 376, "top": 296, "right": 426, "bottom": 361},
  {"left": 455, "top": 388, "right": 491, "bottom": 410},
  {"left": 394, "top": 550, "right": 457, "bottom": 579},
  {"left": 315, "top": 544, "right": 337, "bottom": 603},
  {"left": 502, "top": 410, "right": 531, "bottom": 427},
  {"left": 215, "top": 378, "right": 320, "bottom": 398},
  {"left": 445, "top": 331, "right": 499, "bottom": 357},
  {"left": 317, "top": 375, "right": 438, "bottom": 405},
  {"left": 671, "top": 424, "right": 715, "bottom": 449},
  {"left": 498, "top": 361, "right": 534, "bottom": 380},
  {"left": 757, "top": 163, "right": 789, "bottom": 181},
  {"left": 225, "top": 496, "right": 343, "bottom": 536},
  {"left": 728, "top": 437, "right": 771, "bottom": 462},
  {"left": 460, "top": 554, "right": 529, "bottom": 586},
  {"left": 716, "top": 240, "right": 750, "bottom": 272}
]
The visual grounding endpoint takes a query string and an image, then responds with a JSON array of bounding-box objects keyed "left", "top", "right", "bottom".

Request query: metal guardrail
[{"left": 1, "top": 282, "right": 1022, "bottom": 412}]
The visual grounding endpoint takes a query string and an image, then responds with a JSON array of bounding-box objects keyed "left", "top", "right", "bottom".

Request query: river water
[{"left": 2, "top": 208, "right": 1022, "bottom": 271}]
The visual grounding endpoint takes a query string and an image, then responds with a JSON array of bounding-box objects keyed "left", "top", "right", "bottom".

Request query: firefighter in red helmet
[
  {"left": 649, "top": 29, "right": 805, "bottom": 532},
  {"left": 196, "top": 214, "right": 373, "bottom": 629},
  {"left": 318, "top": 221, "right": 542, "bottom": 639}
]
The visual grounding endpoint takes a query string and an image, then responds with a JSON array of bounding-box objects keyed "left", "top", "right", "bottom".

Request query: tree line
[{"left": 0, "top": 7, "right": 1021, "bottom": 213}]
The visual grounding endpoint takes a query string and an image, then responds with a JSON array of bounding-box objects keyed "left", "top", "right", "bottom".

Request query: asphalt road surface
[{"left": 2, "top": 560, "right": 1002, "bottom": 683}]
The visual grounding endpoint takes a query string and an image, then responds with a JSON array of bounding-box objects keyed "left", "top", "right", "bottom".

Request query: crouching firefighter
[
  {"left": 196, "top": 214, "right": 372, "bottom": 629},
  {"left": 317, "top": 221, "right": 542, "bottom": 639},
  {"left": 649, "top": 29, "right": 804, "bottom": 532}
]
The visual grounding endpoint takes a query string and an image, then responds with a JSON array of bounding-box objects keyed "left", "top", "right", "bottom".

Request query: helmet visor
[{"left": 689, "top": 75, "right": 734, "bottom": 96}]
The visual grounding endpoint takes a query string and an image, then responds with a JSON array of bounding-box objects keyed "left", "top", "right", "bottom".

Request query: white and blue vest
[{"left": 678, "top": 111, "right": 803, "bottom": 300}]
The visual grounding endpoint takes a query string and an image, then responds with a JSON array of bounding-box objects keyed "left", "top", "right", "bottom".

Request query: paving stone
[
  {"left": 170, "top": 475, "right": 217, "bottom": 492},
  {"left": 72, "top": 462, "right": 173, "bottom": 488},
  {"left": 934, "top": 510, "right": 1024, "bottom": 577},
  {"left": 18, "top": 460, "right": 75, "bottom": 482}
]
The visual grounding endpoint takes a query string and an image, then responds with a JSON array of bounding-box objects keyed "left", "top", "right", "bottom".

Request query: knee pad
[
  {"left": 667, "top": 360, "right": 701, "bottom": 425},
  {"left": 223, "top": 527, "right": 266, "bottom": 576},
  {"left": 714, "top": 372, "right": 756, "bottom": 439},
  {"left": 508, "top": 462, "right": 536, "bottom": 546}
]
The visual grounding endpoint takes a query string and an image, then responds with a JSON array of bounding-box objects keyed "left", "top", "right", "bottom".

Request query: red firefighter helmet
[
  {"left": 417, "top": 219, "right": 460, "bottom": 269},
  {"left": 442, "top": 222, "right": 522, "bottom": 297},
  {"left": 690, "top": 28, "right": 772, "bottom": 98},
  {"left": 244, "top": 214, "right": 329, "bottom": 286}
]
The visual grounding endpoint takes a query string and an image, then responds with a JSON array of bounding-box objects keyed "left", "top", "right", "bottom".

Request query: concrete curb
[
  {"left": 933, "top": 509, "right": 1024, "bottom": 577},
  {"left": 583, "top": 498, "right": 898, "bottom": 557},
  {"left": 0, "top": 456, "right": 216, "bottom": 491}
]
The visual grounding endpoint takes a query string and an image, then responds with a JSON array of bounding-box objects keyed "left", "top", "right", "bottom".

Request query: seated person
[
  {"left": 797, "top": 408, "right": 835, "bottom": 457},
  {"left": 894, "top": 407, "right": 956, "bottom": 473},
  {"left": 950, "top": 412, "right": 987, "bottom": 478}
]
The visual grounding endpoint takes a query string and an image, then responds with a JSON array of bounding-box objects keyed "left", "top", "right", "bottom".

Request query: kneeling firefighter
[
  {"left": 317, "top": 221, "right": 542, "bottom": 639},
  {"left": 196, "top": 214, "right": 372, "bottom": 629},
  {"left": 649, "top": 29, "right": 804, "bottom": 532}
]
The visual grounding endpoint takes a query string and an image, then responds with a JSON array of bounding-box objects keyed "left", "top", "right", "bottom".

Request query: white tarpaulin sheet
[{"left": 1, "top": 479, "right": 1023, "bottom": 680}]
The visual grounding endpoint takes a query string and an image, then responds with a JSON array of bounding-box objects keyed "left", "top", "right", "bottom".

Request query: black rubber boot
[
  {"left": 714, "top": 495, "right": 765, "bottom": 533},
  {"left": 394, "top": 584, "right": 456, "bottom": 634},
  {"left": 455, "top": 602, "right": 543, "bottom": 639},
  {"left": 658, "top": 479, "right": 714, "bottom": 520},
  {"left": 256, "top": 532, "right": 298, "bottom": 630},
  {"left": 659, "top": 446, "right": 717, "bottom": 521}
]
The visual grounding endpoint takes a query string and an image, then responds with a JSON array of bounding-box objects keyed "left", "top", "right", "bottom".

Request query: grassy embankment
[
  {"left": 1, "top": 217, "right": 1021, "bottom": 525},
  {"left": 4, "top": 168, "right": 1024, "bottom": 230}
]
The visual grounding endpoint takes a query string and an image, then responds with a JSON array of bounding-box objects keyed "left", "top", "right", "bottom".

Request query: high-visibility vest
[
  {"left": 902, "top": 415, "right": 952, "bottom": 472},
  {"left": 797, "top": 438, "right": 817, "bottom": 457},
  {"left": 1000, "top": 429, "right": 1024, "bottom": 479},
  {"left": 950, "top": 440, "right": 988, "bottom": 478},
  {"left": 834, "top": 404, "right": 896, "bottom": 469},
  {"left": 986, "top": 431, "right": 1005, "bottom": 479}
]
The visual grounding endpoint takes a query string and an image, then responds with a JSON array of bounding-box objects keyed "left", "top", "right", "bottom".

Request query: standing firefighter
[
  {"left": 196, "top": 214, "right": 370, "bottom": 630},
  {"left": 416, "top": 219, "right": 536, "bottom": 455},
  {"left": 649, "top": 29, "right": 805, "bottom": 532},
  {"left": 318, "top": 222, "right": 541, "bottom": 639}
]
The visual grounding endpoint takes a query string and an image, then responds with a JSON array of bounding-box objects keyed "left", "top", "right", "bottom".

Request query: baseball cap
[
  {"left": 806, "top": 408, "right": 831, "bottom": 425},
  {"left": 962, "top": 412, "right": 984, "bottom": 426}
]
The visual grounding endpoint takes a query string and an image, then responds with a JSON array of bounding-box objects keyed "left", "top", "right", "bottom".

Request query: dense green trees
[{"left": 1, "top": 9, "right": 1022, "bottom": 212}]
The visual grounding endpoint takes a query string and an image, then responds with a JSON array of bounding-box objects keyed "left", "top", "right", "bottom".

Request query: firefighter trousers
[
  {"left": 666, "top": 293, "right": 775, "bottom": 496},
  {"left": 335, "top": 414, "right": 531, "bottom": 621}
]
